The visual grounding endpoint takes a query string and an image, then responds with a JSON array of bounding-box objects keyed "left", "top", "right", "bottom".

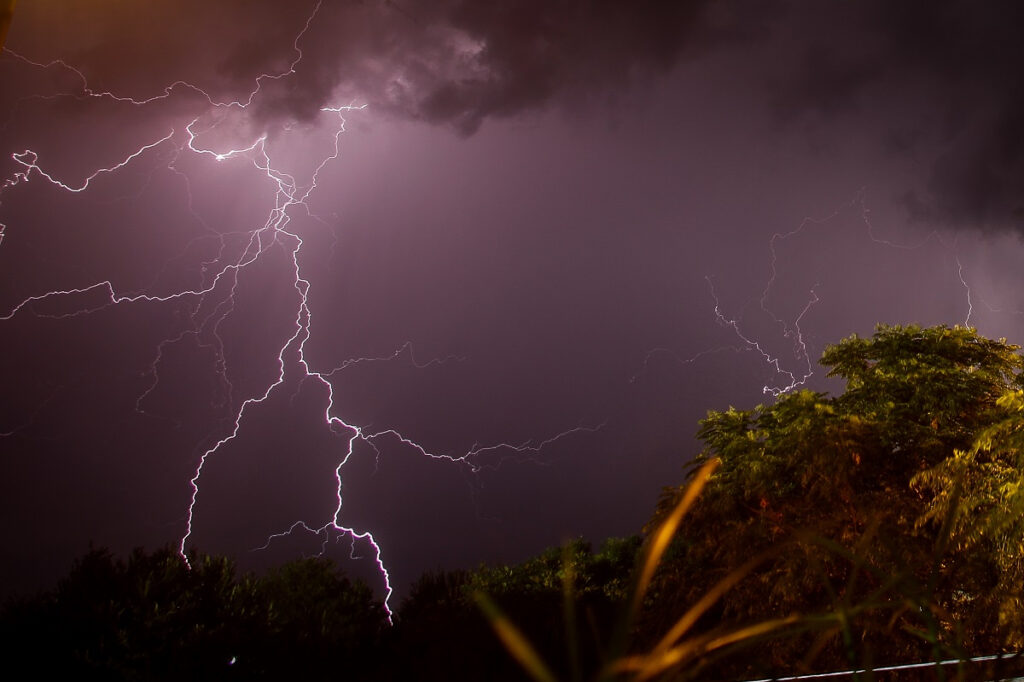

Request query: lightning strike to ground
[{"left": 0, "top": 1, "right": 597, "bottom": 618}]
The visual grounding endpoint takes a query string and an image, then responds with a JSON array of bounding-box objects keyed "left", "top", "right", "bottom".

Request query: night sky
[{"left": 3, "top": 1, "right": 1024, "bottom": 609}]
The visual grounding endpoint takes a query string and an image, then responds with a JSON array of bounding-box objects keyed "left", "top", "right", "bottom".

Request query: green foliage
[
  {"left": 250, "top": 557, "right": 386, "bottom": 677},
  {"left": 385, "top": 537, "right": 643, "bottom": 681},
  {"left": 823, "top": 324, "right": 1024, "bottom": 460},
  {"left": 475, "top": 459, "right": 823, "bottom": 682},
  {"left": 645, "top": 324, "right": 1024, "bottom": 677},
  {"left": 468, "top": 537, "right": 640, "bottom": 604},
  {"left": 913, "top": 388, "right": 1024, "bottom": 646}
]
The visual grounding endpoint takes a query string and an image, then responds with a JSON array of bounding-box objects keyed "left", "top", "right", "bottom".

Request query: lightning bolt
[
  {"left": 707, "top": 275, "right": 820, "bottom": 397},
  {"left": 636, "top": 192, "right": 987, "bottom": 397},
  {"left": 955, "top": 254, "right": 974, "bottom": 327},
  {"left": 0, "top": 1, "right": 598, "bottom": 619}
]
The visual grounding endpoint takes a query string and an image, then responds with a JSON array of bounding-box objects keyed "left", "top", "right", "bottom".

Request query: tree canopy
[
  {"left": 647, "top": 324, "right": 1024, "bottom": 675},
  {"left": 0, "top": 547, "right": 386, "bottom": 680}
]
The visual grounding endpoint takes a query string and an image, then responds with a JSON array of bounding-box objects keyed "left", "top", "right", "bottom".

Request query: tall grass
[{"left": 474, "top": 457, "right": 1019, "bottom": 681}]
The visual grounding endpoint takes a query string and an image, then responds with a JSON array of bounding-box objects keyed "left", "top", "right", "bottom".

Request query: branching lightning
[
  {"left": 638, "top": 193, "right": 988, "bottom": 397},
  {"left": 7, "top": 4, "right": 1007, "bottom": 628},
  {"left": 0, "top": 1, "right": 598, "bottom": 618},
  {"left": 707, "top": 274, "right": 820, "bottom": 397}
]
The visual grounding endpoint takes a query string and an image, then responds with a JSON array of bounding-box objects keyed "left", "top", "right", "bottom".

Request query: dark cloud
[
  {"left": 384, "top": 0, "right": 744, "bottom": 134},
  {"left": 6, "top": 0, "right": 1024, "bottom": 605},
  {"left": 8, "top": 0, "right": 765, "bottom": 134},
  {"left": 12, "top": 0, "right": 1019, "bottom": 230},
  {"left": 768, "top": 0, "right": 1024, "bottom": 232}
]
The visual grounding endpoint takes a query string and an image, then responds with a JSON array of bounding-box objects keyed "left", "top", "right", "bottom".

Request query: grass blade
[{"left": 475, "top": 591, "right": 559, "bottom": 682}]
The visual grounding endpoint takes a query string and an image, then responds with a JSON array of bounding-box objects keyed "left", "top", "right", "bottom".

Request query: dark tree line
[
  {"left": 0, "top": 540, "right": 641, "bottom": 680},
  {"left": 1, "top": 547, "right": 385, "bottom": 679}
]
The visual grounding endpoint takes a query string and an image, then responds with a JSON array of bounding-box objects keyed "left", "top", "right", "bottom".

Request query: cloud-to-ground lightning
[
  {"left": 0, "top": 1, "right": 598, "bottom": 618},
  {"left": 9, "top": 5, "right": 1021, "bottom": 638}
]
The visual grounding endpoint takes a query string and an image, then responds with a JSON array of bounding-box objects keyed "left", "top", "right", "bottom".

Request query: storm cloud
[
  {"left": 10, "top": 0, "right": 752, "bottom": 130},
  {"left": 11, "top": 0, "right": 1022, "bottom": 230},
  {"left": 769, "top": 0, "right": 1024, "bottom": 231},
  {"left": 3, "top": 0, "right": 1024, "bottom": 602}
]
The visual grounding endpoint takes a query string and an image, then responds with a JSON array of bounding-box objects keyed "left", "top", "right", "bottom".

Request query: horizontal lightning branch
[{"left": 0, "top": 0, "right": 599, "bottom": 621}]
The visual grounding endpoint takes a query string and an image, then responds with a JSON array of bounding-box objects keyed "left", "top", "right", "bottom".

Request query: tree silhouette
[{"left": 1, "top": 547, "right": 386, "bottom": 679}]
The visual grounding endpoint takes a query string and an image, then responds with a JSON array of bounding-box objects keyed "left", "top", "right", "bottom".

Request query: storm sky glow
[{"left": 2, "top": 0, "right": 1024, "bottom": 603}]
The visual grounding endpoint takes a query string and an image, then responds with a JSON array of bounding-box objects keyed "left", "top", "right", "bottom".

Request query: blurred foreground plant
[{"left": 475, "top": 458, "right": 817, "bottom": 680}]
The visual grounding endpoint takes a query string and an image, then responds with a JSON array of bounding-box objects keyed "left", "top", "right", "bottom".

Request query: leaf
[
  {"left": 474, "top": 591, "right": 558, "bottom": 682},
  {"left": 632, "top": 457, "right": 720, "bottom": 617}
]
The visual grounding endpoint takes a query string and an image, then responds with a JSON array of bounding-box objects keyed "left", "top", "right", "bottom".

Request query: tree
[
  {"left": 247, "top": 557, "right": 387, "bottom": 678},
  {"left": 385, "top": 537, "right": 642, "bottom": 682},
  {"left": 0, "top": 547, "right": 387, "bottom": 680},
  {"left": 913, "top": 387, "right": 1024, "bottom": 647},
  {"left": 645, "top": 324, "right": 1024, "bottom": 677}
]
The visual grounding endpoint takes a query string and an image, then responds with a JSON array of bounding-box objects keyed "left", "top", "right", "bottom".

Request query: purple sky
[{"left": 3, "top": 1, "right": 1024, "bottom": 607}]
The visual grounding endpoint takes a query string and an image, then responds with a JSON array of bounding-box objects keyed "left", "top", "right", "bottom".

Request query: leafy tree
[
  {"left": 913, "top": 388, "right": 1024, "bottom": 647},
  {"left": 0, "top": 547, "right": 386, "bottom": 680},
  {"left": 385, "top": 537, "right": 642, "bottom": 681},
  {"left": 0, "top": 546, "right": 255, "bottom": 678},
  {"left": 646, "top": 324, "right": 1024, "bottom": 677},
  {"left": 248, "top": 557, "right": 386, "bottom": 678}
]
